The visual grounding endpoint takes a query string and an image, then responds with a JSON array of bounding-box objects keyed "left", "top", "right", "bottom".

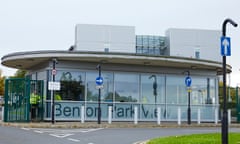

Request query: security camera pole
[{"left": 221, "top": 18, "right": 237, "bottom": 144}]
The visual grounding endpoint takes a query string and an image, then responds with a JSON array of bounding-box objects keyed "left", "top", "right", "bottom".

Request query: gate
[{"left": 4, "top": 78, "right": 44, "bottom": 122}]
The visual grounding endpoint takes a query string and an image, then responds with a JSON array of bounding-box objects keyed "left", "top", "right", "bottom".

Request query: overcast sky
[{"left": 0, "top": 0, "right": 240, "bottom": 86}]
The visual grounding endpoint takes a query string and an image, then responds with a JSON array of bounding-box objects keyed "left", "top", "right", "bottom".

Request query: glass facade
[
  {"left": 136, "top": 35, "right": 166, "bottom": 55},
  {"left": 2, "top": 26, "right": 222, "bottom": 123},
  {"left": 141, "top": 74, "right": 165, "bottom": 104},
  {"left": 114, "top": 73, "right": 139, "bottom": 102},
  {"left": 44, "top": 69, "right": 218, "bottom": 122},
  {"left": 54, "top": 70, "right": 85, "bottom": 101}
]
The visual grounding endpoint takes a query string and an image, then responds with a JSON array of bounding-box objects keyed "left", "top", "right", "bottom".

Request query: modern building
[{"left": 1, "top": 24, "right": 229, "bottom": 122}]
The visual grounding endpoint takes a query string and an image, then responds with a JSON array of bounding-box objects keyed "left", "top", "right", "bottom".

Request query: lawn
[{"left": 147, "top": 133, "right": 240, "bottom": 144}]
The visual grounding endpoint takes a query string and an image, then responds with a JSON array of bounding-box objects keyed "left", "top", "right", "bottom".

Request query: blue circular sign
[
  {"left": 96, "top": 76, "right": 104, "bottom": 85},
  {"left": 185, "top": 76, "right": 192, "bottom": 87}
]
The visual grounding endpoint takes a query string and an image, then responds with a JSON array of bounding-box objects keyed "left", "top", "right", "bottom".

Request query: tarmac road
[{"left": 1, "top": 125, "right": 240, "bottom": 144}]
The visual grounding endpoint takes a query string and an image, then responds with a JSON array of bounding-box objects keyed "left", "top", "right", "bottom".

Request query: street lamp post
[{"left": 221, "top": 18, "right": 237, "bottom": 144}]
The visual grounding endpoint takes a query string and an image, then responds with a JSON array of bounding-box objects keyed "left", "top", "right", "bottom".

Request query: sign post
[
  {"left": 221, "top": 36, "right": 231, "bottom": 56},
  {"left": 96, "top": 64, "right": 103, "bottom": 124},
  {"left": 221, "top": 18, "right": 237, "bottom": 144},
  {"left": 51, "top": 58, "right": 58, "bottom": 124},
  {"left": 185, "top": 71, "right": 192, "bottom": 125}
]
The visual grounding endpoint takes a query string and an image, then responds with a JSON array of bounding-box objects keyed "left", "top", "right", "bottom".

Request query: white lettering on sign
[
  {"left": 96, "top": 85, "right": 104, "bottom": 89},
  {"left": 48, "top": 81, "right": 60, "bottom": 90}
]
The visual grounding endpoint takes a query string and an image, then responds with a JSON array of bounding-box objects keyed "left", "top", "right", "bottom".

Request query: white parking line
[
  {"left": 34, "top": 130, "right": 44, "bottom": 134},
  {"left": 67, "top": 138, "right": 80, "bottom": 142},
  {"left": 81, "top": 128, "right": 104, "bottom": 133},
  {"left": 21, "top": 128, "right": 30, "bottom": 131},
  {"left": 49, "top": 133, "right": 73, "bottom": 138}
]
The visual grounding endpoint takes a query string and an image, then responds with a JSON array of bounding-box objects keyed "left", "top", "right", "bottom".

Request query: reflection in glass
[
  {"left": 141, "top": 74, "right": 165, "bottom": 104},
  {"left": 102, "top": 73, "right": 114, "bottom": 102},
  {"left": 54, "top": 71, "right": 85, "bottom": 101},
  {"left": 166, "top": 76, "right": 186, "bottom": 104},
  {"left": 114, "top": 73, "right": 139, "bottom": 102},
  {"left": 86, "top": 72, "right": 113, "bottom": 102}
]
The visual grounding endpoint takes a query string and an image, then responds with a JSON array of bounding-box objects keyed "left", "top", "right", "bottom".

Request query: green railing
[{"left": 4, "top": 78, "right": 43, "bottom": 122}]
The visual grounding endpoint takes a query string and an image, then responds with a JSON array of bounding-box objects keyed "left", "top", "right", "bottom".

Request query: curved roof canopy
[{"left": 1, "top": 50, "right": 230, "bottom": 74}]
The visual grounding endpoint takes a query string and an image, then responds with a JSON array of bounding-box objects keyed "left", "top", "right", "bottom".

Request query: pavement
[{"left": 1, "top": 120, "right": 240, "bottom": 129}]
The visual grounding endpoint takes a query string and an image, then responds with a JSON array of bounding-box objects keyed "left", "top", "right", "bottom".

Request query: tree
[
  {"left": 0, "top": 70, "right": 5, "bottom": 96},
  {"left": 11, "top": 69, "right": 27, "bottom": 78},
  {"left": 218, "top": 81, "right": 237, "bottom": 117}
]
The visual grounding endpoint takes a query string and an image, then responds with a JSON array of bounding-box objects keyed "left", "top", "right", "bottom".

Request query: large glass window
[
  {"left": 142, "top": 47, "right": 148, "bottom": 54},
  {"left": 136, "top": 35, "right": 166, "bottom": 56},
  {"left": 165, "top": 75, "right": 217, "bottom": 105},
  {"left": 209, "top": 78, "right": 217, "bottom": 104},
  {"left": 86, "top": 72, "right": 98, "bottom": 101},
  {"left": 102, "top": 73, "right": 114, "bottom": 102},
  {"left": 166, "top": 76, "right": 186, "bottom": 104},
  {"left": 114, "top": 73, "right": 139, "bottom": 102},
  {"left": 136, "top": 46, "right": 143, "bottom": 54},
  {"left": 148, "top": 36, "right": 154, "bottom": 47},
  {"left": 136, "top": 36, "right": 143, "bottom": 46},
  {"left": 154, "top": 37, "right": 161, "bottom": 47},
  {"left": 142, "top": 36, "right": 149, "bottom": 46},
  {"left": 86, "top": 72, "right": 113, "bottom": 102},
  {"left": 141, "top": 74, "right": 165, "bottom": 104},
  {"left": 191, "top": 77, "right": 217, "bottom": 105},
  {"left": 54, "top": 70, "right": 85, "bottom": 101},
  {"left": 47, "top": 68, "right": 217, "bottom": 106}
]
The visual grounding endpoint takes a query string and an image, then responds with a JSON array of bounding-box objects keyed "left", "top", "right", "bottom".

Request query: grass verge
[{"left": 147, "top": 133, "right": 240, "bottom": 144}]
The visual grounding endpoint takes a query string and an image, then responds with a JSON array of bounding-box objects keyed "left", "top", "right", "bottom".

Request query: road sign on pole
[
  {"left": 221, "top": 36, "right": 231, "bottom": 56},
  {"left": 96, "top": 76, "right": 104, "bottom": 85},
  {"left": 52, "top": 69, "right": 57, "bottom": 75},
  {"left": 48, "top": 81, "right": 60, "bottom": 90},
  {"left": 185, "top": 74, "right": 192, "bottom": 125},
  {"left": 221, "top": 18, "right": 237, "bottom": 144},
  {"left": 185, "top": 76, "right": 192, "bottom": 87}
]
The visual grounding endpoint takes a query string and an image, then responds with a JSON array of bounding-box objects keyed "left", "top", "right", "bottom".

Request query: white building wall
[
  {"left": 166, "top": 29, "right": 221, "bottom": 62},
  {"left": 75, "top": 24, "right": 135, "bottom": 53}
]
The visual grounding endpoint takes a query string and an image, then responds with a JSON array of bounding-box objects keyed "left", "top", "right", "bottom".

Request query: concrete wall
[
  {"left": 75, "top": 24, "right": 135, "bottom": 53},
  {"left": 166, "top": 29, "right": 221, "bottom": 62}
]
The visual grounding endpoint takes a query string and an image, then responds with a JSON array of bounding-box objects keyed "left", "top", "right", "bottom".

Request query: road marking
[
  {"left": 49, "top": 133, "right": 73, "bottom": 138},
  {"left": 67, "top": 138, "right": 80, "bottom": 142},
  {"left": 21, "top": 128, "right": 30, "bottom": 131},
  {"left": 34, "top": 130, "right": 44, "bottom": 134},
  {"left": 21, "top": 127, "right": 103, "bottom": 142},
  {"left": 81, "top": 128, "right": 104, "bottom": 133},
  {"left": 22, "top": 128, "right": 103, "bottom": 134}
]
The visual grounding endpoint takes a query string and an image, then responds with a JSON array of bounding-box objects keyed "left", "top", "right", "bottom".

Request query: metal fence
[{"left": 4, "top": 78, "right": 44, "bottom": 122}]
